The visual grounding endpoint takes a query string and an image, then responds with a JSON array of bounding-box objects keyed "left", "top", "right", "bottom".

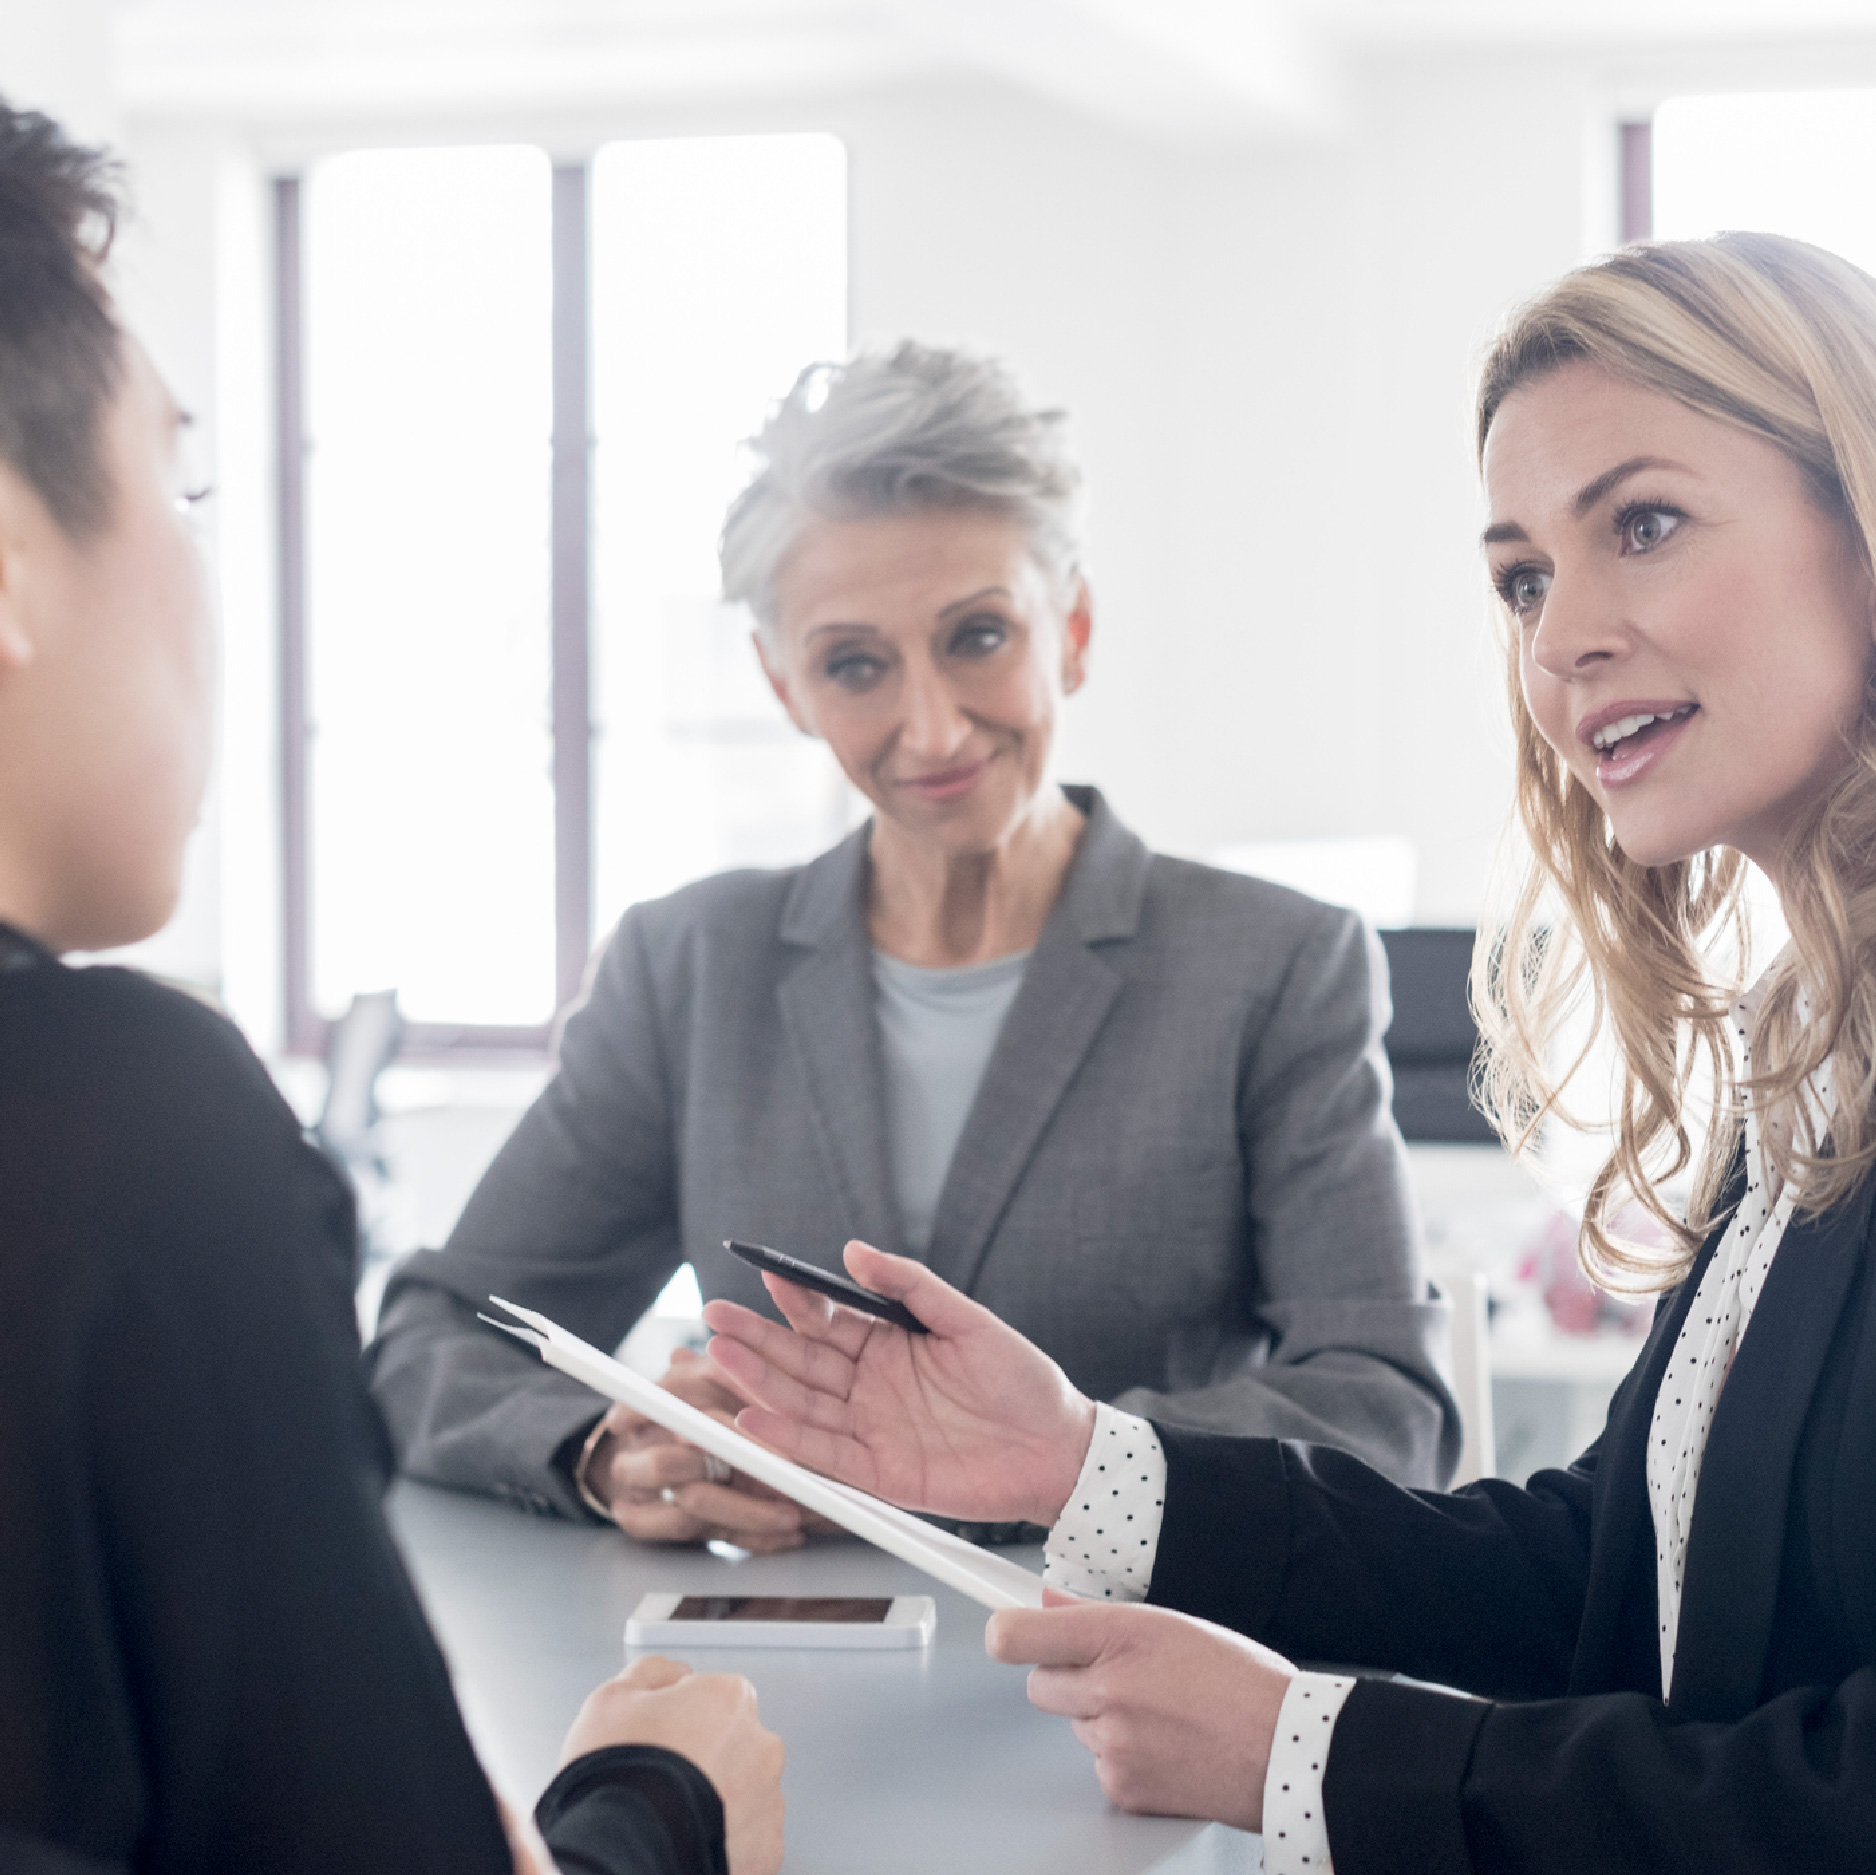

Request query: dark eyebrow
[
  {"left": 937, "top": 586, "right": 1011, "bottom": 621},
  {"left": 1571, "top": 454, "right": 1689, "bottom": 516},
  {"left": 1481, "top": 455, "right": 1693, "bottom": 549}
]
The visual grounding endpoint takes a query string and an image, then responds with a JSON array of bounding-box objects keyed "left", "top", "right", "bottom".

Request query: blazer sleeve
[
  {"left": 1115, "top": 908, "right": 1462, "bottom": 1489},
  {"left": 1147, "top": 1424, "right": 1598, "bottom": 1701},
  {"left": 1322, "top": 1665, "right": 1876, "bottom": 1875},
  {"left": 366, "top": 907, "right": 688, "bottom": 1517}
]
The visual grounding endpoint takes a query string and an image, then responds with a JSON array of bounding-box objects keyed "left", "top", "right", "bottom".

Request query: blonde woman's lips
[{"left": 1591, "top": 703, "right": 1699, "bottom": 787}]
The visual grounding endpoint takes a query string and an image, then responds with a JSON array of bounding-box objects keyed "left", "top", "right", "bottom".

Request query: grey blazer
[{"left": 367, "top": 787, "right": 1460, "bottom": 1518}]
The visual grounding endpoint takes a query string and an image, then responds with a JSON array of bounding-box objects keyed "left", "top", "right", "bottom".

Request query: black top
[
  {"left": 1145, "top": 1142, "right": 1876, "bottom": 1874},
  {"left": 0, "top": 931, "right": 725, "bottom": 1875}
]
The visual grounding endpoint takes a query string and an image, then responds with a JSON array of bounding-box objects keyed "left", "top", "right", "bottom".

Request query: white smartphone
[{"left": 624, "top": 1592, "right": 936, "bottom": 1651}]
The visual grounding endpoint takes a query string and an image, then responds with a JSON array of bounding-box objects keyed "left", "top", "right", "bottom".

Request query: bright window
[
  {"left": 283, "top": 136, "right": 849, "bottom": 1050},
  {"left": 302, "top": 146, "right": 555, "bottom": 1030}
]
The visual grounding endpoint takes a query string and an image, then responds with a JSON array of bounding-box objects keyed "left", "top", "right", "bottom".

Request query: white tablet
[
  {"left": 481, "top": 1295, "right": 1046, "bottom": 1611},
  {"left": 625, "top": 1592, "right": 937, "bottom": 1651}
]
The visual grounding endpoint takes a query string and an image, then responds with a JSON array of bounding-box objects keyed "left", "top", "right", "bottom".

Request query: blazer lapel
[
  {"left": 1669, "top": 1173, "right": 1873, "bottom": 1720},
  {"left": 775, "top": 830, "right": 900, "bottom": 1255},
  {"left": 924, "top": 789, "right": 1147, "bottom": 1295}
]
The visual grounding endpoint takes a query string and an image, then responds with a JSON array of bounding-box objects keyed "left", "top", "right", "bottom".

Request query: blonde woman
[{"left": 702, "top": 232, "right": 1876, "bottom": 1874}]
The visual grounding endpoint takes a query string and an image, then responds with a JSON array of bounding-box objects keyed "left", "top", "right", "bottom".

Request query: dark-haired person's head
[{"left": 0, "top": 100, "right": 211, "bottom": 957}]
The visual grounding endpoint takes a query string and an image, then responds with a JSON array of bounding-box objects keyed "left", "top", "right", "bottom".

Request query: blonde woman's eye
[
  {"left": 1494, "top": 565, "right": 1549, "bottom": 616},
  {"left": 1616, "top": 504, "right": 1682, "bottom": 553}
]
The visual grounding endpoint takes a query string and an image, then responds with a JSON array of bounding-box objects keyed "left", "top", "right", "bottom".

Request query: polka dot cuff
[
  {"left": 1263, "top": 1672, "right": 1355, "bottom": 1874},
  {"left": 1042, "top": 1404, "right": 1167, "bottom": 1602}
]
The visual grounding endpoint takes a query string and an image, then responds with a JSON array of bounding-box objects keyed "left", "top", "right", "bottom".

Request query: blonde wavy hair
[{"left": 1471, "top": 232, "right": 1876, "bottom": 1292}]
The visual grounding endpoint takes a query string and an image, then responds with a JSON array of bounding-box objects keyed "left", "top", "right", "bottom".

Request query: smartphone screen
[{"left": 670, "top": 1596, "right": 894, "bottom": 1624}]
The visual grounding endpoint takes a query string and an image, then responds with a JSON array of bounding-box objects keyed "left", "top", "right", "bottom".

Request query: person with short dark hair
[{"left": 0, "top": 101, "right": 784, "bottom": 1875}]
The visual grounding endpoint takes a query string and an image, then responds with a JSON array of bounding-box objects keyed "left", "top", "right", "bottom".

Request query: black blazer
[
  {"left": 1146, "top": 1153, "right": 1876, "bottom": 1873},
  {"left": 0, "top": 935, "right": 721, "bottom": 1875}
]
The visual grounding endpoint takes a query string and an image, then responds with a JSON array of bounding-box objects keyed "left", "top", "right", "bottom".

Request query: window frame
[
  {"left": 274, "top": 164, "right": 593, "bottom": 1060},
  {"left": 1619, "top": 117, "right": 1653, "bottom": 245}
]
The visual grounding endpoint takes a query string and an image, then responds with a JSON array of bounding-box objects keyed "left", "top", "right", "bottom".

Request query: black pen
[{"left": 724, "top": 1239, "right": 930, "bottom": 1334}]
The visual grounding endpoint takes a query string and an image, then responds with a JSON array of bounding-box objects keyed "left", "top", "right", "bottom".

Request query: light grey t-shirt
[{"left": 871, "top": 947, "right": 1031, "bottom": 1255}]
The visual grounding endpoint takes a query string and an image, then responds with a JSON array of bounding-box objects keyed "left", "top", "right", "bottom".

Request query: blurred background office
[{"left": 28, "top": 0, "right": 1876, "bottom": 1476}]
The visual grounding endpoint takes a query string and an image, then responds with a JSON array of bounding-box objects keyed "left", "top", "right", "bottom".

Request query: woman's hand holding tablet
[
  {"left": 703, "top": 1239, "right": 1097, "bottom": 1529},
  {"left": 703, "top": 1244, "right": 1300, "bottom": 1832},
  {"left": 985, "top": 1591, "right": 1293, "bottom": 1835}
]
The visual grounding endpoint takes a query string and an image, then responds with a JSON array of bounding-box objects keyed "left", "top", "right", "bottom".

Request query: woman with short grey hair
[
  {"left": 722, "top": 341, "right": 1086, "bottom": 627},
  {"left": 368, "top": 340, "right": 1461, "bottom": 1551}
]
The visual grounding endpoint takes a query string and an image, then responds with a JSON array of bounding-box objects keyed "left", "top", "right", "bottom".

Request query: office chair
[
  {"left": 313, "top": 989, "right": 405, "bottom": 1270},
  {"left": 1378, "top": 927, "right": 1497, "bottom": 1145}
]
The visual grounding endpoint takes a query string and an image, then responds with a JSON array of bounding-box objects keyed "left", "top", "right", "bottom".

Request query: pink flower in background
[{"left": 1519, "top": 1206, "right": 1657, "bottom": 1337}]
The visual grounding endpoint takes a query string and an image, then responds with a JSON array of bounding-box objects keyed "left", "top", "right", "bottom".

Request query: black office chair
[
  {"left": 1377, "top": 927, "right": 1503, "bottom": 1479},
  {"left": 1377, "top": 928, "right": 1496, "bottom": 1146}
]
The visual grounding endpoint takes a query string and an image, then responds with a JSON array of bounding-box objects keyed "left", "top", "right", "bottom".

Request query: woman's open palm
[{"left": 703, "top": 1241, "right": 1096, "bottom": 1528}]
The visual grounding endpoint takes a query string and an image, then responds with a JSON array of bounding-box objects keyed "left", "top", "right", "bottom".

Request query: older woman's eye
[
  {"left": 948, "top": 614, "right": 1009, "bottom": 658},
  {"left": 825, "top": 649, "right": 888, "bottom": 691}
]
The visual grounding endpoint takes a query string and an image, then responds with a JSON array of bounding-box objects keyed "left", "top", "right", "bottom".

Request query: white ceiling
[
  {"left": 1321, "top": 0, "right": 1876, "bottom": 40},
  {"left": 113, "top": 0, "right": 1876, "bottom": 141}
]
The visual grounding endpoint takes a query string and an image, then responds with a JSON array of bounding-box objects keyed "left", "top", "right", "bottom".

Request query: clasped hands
[
  {"left": 576, "top": 1346, "right": 840, "bottom": 1553},
  {"left": 699, "top": 1239, "right": 1296, "bottom": 1834}
]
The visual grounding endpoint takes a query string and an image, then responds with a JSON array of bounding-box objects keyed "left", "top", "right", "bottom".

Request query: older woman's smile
[
  {"left": 895, "top": 751, "right": 999, "bottom": 802},
  {"left": 755, "top": 505, "right": 1091, "bottom": 964}
]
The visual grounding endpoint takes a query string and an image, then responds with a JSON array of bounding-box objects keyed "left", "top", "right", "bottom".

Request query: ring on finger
[
  {"left": 702, "top": 1453, "right": 732, "bottom": 1485},
  {"left": 659, "top": 1486, "right": 682, "bottom": 1506}
]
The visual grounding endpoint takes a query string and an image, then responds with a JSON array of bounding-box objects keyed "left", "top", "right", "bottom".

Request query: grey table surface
[{"left": 388, "top": 1480, "right": 1262, "bottom": 1874}]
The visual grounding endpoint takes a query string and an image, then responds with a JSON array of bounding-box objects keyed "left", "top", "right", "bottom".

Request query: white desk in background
[{"left": 389, "top": 1481, "right": 1262, "bottom": 1875}]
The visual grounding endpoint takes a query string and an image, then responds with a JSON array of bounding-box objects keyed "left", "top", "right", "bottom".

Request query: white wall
[
  {"left": 1147, "top": 49, "right": 1607, "bottom": 918},
  {"left": 0, "top": 0, "right": 120, "bottom": 141}
]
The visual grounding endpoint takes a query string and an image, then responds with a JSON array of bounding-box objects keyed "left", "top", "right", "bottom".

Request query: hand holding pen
[{"left": 703, "top": 1239, "right": 1098, "bottom": 1530}]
